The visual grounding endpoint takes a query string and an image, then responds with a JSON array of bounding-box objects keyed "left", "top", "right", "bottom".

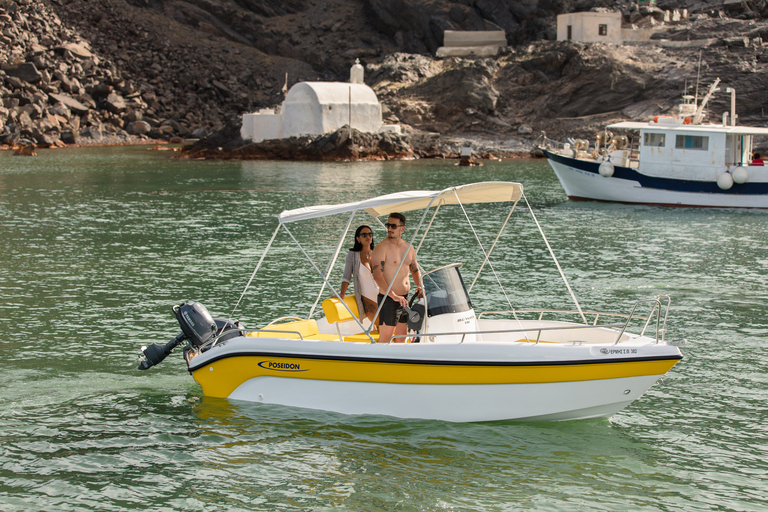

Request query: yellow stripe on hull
[{"left": 191, "top": 355, "right": 680, "bottom": 399}]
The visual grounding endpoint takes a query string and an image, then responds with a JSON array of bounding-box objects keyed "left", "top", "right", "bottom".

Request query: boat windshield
[{"left": 422, "top": 264, "right": 473, "bottom": 317}]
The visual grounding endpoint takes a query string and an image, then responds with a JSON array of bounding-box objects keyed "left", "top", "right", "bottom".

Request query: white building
[
  {"left": 241, "top": 61, "right": 398, "bottom": 143},
  {"left": 557, "top": 10, "right": 690, "bottom": 44},
  {"left": 557, "top": 11, "right": 622, "bottom": 43},
  {"left": 436, "top": 30, "right": 507, "bottom": 57}
]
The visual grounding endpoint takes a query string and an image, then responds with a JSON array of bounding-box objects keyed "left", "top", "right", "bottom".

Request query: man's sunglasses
[{"left": 385, "top": 223, "right": 402, "bottom": 229}]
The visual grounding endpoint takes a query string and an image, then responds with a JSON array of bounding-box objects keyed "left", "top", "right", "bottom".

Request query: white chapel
[{"left": 241, "top": 60, "right": 398, "bottom": 142}]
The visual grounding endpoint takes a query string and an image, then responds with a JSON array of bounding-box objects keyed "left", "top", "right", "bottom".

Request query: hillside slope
[{"left": 1, "top": 0, "right": 767, "bottom": 151}]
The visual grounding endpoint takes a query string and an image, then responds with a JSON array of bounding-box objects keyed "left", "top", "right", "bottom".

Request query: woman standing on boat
[{"left": 340, "top": 225, "right": 379, "bottom": 324}]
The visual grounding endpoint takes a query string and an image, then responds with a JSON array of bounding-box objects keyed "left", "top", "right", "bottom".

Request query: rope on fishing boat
[
  {"left": 523, "top": 192, "right": 587, "bottom": 324},
  {"left": 226, "top": 223, "right": 281, "bottom": 326}
]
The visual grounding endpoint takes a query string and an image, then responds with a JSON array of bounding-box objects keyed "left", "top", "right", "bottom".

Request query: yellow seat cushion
[
  {"left": 307, "top": 333, "right": 346, "bottom": 341},
  {"left": 343, "top": 332, "right": 380, "bottom": 343},
  {"left": 247, "top": 319, "right": 319, "bottom": 339},
  {"left": 322, "top": 296, "right": 359, "bottom": 324}
]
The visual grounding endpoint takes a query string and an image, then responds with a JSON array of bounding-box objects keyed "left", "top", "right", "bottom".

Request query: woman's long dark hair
[{"left": 350, "top": 225, "right": 374, "bottom": 251}]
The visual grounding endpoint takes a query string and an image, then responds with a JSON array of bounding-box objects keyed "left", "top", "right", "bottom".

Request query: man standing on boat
[{"left": 372, "top": 212, "right": 422, "bottom": 343}]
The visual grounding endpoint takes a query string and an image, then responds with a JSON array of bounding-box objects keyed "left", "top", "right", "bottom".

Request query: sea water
[{"left": 1, "top": 146, "right": 766, "bottom": 511}]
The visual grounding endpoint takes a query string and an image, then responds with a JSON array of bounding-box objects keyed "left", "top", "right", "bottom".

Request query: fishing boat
[
  {"left": 136, "top": 182, "right": 683, "bottom": 422},
  {"left": 540, "top": 79, "right": 768, "bottom": 208}
]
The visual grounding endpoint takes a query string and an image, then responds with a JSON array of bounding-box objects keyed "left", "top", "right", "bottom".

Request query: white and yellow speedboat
[{"left": 137, "top": 182, "right": 682, "bottom": 422}]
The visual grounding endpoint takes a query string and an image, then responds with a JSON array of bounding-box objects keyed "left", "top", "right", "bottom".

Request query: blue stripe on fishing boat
[{"left": 545, "top": 150, "right": 768, "bottom": 195}]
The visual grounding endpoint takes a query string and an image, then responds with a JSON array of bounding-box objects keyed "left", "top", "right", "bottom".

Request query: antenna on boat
[{"left": 695, "top": 50, "right": 702, "bottom": 105}]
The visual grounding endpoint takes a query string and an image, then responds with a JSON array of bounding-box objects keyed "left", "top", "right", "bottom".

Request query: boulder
[
  {"left": 5, "top": 76, "right": 29, "bottom": 91},
  {"left": 61, "top": 131, "right": 77, "bottom": 144},
  {"left": 2, "top": 130, "right": 21, "bottom": 146},
  {"left": 49, "top": 102, "right": 71, "bottom": 118},
  {"left": 86, "top": 126, "right": 103, "bottom": 141},
  {"left": 13, "top": 144, "right": 37, "bottom": 156},
  {"left": 49, "top": 93, "right": 90, "bottom": 116},
  {"left": 3, "top": 63, "right": 42, "bottom": 84},
  {"left": 124, "top": 110, "right": 143, "bottom": 123},
  {"left": 127, "top": 120, "right": 151, "bottom": 135},
  {"left": 90, "top": 83, "right": 113, "bottom": 97},
  {"left": 58, "top": 42, "right": 93, "bottom": 59},
  {"left": 105, "top": 93, "right": 127, "bottom": 113}
]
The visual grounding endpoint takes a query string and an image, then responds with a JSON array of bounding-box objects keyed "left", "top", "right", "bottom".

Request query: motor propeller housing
[
  {"left": 138, "top": 301, "right": 242, "bottom": 370},
  {"left": 174, "top": 301, "right": 217, "bottom": 348}
]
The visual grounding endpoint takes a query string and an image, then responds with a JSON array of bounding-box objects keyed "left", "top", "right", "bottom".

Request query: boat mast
[
  {"left": 694, "top": 50, "right": 701, "bottom": 106},
  {"left": 693, "top": 78, "right": 720, "bottom": 125}
]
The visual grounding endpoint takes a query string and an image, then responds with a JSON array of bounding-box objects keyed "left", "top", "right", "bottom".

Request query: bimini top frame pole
[
  {"left": 230, "top": 182, "right": 526, "bottom": 335},
  {"left": 522, "top": 192, "right": 586, "bottom": 324},
  {"left": 226, "top": 223, "right": 281, "bottom": 326},
  {"left": 307, "top": 211, "right": 356, "bottom": 319}
]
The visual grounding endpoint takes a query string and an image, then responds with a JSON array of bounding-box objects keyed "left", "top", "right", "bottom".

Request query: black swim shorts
[{"left": 377, "top": 293, "right": 409, "bottom": 326}]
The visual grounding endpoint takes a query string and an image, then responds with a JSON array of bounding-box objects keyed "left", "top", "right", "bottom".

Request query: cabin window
[
  {"left": 567, "top": 25, "right": 572, "bottom": 40},
  {"left": 644, "top": 133, "right": 665, "bottom": 147},
  {"left": 675, "top": 135, "right": 709, "bottom": 150},
  {"left": 598, "top": 24, "right": 608, "bottom": 36}
]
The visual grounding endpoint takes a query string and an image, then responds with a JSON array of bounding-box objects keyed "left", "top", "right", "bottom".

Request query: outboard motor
[{"left": 137, "top": 301, "right": 244, "bottom": 370}]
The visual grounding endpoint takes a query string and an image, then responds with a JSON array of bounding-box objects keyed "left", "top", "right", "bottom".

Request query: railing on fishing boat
[
  {"left": 537, "top": 132, "right": 642, "bottom": 169},
  {"left": 536, "top": 133, "right": 565, "bottom": 152},
  {"left": 536, "top": 135, "right": 596, "bottom": 161},
  {"left": 627, "top": 137, "right": 641, "bottom": 168}
]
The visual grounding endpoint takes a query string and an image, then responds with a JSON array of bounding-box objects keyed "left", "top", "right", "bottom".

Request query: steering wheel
[{"left": 406, "top": 294, "right": 425, "bottom": 332}]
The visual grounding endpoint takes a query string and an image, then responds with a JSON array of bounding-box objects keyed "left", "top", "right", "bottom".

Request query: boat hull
[
  {"left": 226, "top": 375, "right": 663, "bottom": 422},
  {"left": 187, "top": 337, "right": 682, "bottom": 422},
  {"left": 544, "top": 150, "right": 768, "bottom": 208}
]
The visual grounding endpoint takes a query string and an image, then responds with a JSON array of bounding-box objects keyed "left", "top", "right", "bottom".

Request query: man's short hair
[{"left": 389, "top": 212, "right": 406, "bottom": 225}]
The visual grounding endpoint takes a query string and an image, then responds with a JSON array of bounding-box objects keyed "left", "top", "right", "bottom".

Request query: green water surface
[{"left": 1, "top": 146, "right": 766, "bottom": 511}]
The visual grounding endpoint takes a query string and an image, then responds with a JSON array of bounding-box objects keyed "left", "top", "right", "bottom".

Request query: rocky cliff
[{"left": 1, "top": 0, "right": 767, "bottom": 155}]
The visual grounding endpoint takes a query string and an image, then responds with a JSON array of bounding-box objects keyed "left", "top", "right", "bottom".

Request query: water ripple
[{"left": 1, "top": 151, "right": 767, "bottom": 510}]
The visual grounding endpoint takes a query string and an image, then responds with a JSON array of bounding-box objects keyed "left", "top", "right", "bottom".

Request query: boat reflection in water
[{"left": 137, "top": 182, "right": 683, "bottom": 422}]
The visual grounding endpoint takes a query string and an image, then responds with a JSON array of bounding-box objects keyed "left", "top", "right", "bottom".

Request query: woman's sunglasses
[{"left": 359, "top": 232, "right": 373, "bottom": 238}]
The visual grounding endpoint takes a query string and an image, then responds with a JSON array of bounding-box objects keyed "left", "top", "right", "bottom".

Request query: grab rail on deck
[
  {"left": 390, "top": 321, "right": 627, "bottom": 344},
  {"left": 615, "top": 296, "right": 670, "bottom": 345},
  {"left": 477, "top": 296, "right": 671, "bottom": 345},
  {"left": 478, "top": 309, "right": 648, "bottom": 324},
  {"left": 253, "top": 328, "right": 307, "bottom": 339}
]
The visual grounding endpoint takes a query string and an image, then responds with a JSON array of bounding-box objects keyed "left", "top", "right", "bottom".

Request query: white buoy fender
[
  {"left": 732, "top": 166, "right": 749, "bottom": 184},
  {"left": 717, "top": 172, "right": 734, "bottom": 190},
  {"left": 598, "top": 161, "right": 614, "bottom": 177}
]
